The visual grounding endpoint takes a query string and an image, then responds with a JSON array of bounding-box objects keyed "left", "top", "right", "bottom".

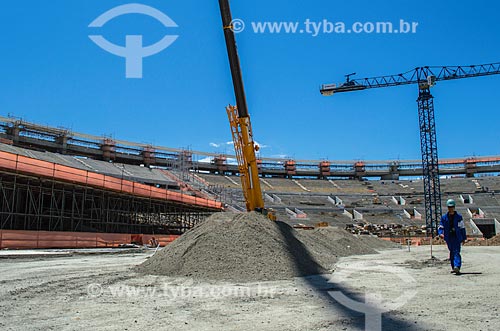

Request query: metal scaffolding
[{"left": 0, "top": 171, "right": 215, "bottom": 235}]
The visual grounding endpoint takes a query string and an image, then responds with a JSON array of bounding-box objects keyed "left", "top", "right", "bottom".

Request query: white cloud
[
  {"left": 198, "top": 157, "right": 213, "bottom": 163},
  {"left": 271, "top": 154, "right": 289, "bottom": 159},
  {"left": 209, "top": 140, "right": 269, "bottom": 150},
  {"left": 226, "top": 157, "right": 238, "bottom": 165},
  {"left": 254, "top": 141, "right": 268, "bottom": 149}
]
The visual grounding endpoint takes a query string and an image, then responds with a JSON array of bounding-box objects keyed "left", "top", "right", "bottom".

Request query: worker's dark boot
[{"left": 453, "top": 267, "right": 461, "bottom": 275}]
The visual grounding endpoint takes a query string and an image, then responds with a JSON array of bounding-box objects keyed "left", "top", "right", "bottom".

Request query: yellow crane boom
[
  {"left": 226, "top": 105, "right": 264, "bottom": 212},
  {"left": 218, "top": 0, "right": 275, "bottom": 220}
]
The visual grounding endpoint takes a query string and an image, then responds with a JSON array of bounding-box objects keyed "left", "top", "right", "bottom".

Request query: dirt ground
[{"left": 0, "top": 245, "right": 499, "bottom": 331}]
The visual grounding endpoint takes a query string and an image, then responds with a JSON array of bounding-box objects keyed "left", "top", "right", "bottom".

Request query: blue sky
[{"left": 0, "top": 0, "right": 499, "bottom": 161}]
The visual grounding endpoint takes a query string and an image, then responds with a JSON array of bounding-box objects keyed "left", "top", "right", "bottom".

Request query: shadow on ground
[
  {"left": 276, "top": 221, "right": 424, "bottom": 331},
  {"left": 456, "top": 272, "right": 482, "bottom": 276}
]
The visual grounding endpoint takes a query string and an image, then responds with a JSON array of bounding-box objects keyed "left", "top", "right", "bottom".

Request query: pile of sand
[{"left": 137, "top": 212, "right": 399, "bottom": 281}]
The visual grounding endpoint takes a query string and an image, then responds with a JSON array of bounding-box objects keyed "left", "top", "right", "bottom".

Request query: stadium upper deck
[{"left": 1, "top": 115, "right": 500, "bottom": 179}]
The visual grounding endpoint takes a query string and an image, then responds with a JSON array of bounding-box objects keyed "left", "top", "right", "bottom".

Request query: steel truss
[{"left": 417, "top": 89, "right": 442, "bottom": 236}]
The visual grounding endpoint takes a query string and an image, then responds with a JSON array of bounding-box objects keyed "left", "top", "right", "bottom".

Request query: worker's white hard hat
[{"left": 446, "top": 199, "right": 456, "bottom": 207}]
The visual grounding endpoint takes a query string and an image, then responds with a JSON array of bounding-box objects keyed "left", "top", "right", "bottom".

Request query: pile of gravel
[{"left": 137, "top": 212, "right": 398, "bottom": 282}]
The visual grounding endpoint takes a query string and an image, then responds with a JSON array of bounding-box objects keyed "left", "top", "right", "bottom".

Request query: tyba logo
[{"left": 88, "top": 3, "right": 179, "bottom": 78}]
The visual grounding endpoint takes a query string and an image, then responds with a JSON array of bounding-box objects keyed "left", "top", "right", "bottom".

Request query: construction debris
[{"left": 464, "top": 234, "right": 500, "bottom": 246}]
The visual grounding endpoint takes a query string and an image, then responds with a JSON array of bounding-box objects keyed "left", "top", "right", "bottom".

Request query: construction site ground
[{"left": 1, "top": 245, "right": 498, "bottom": 331}]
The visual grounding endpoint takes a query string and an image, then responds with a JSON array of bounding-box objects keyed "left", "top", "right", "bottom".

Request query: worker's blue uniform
[{"left": 438, "top": 212, "right": 466, "bottom": 269}]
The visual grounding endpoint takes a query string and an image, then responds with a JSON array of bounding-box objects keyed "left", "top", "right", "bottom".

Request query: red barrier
[
  {"left": 0, "top": 230, "right": 180, "bottom": 249},
  {"left": 0, "top": 150, "right": 223, "bottom": 210}
]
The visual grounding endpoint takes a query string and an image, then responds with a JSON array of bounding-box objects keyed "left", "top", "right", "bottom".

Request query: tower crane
[
  {"left": 320, "top": 62, "right": 500, "bottom": 236},
  {"left": 218, "top": 0, "right": 276, "bottom": 220}
]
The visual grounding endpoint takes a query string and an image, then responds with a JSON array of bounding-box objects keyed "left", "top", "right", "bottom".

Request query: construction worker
[
  {"left": 438, "top": 199, "right": 467, "bottom": 274},
  {"left": 149, "top": 237, "right": 159, "bottom": 248}
]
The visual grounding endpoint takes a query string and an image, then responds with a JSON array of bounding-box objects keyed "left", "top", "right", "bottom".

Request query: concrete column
[
  {"left": 101, "top": 139, "right": 116, "bottom": 161},
  {"left": 285, "top": 160, "right": 296, "bottom": 178}
]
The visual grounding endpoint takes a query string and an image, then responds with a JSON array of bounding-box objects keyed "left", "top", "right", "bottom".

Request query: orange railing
[
  {"left": 0, "top": 151, "right": 223, "bottom": 210},
  {"left": 440, "top": 156, "right": 500, "bottom": 165}
]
